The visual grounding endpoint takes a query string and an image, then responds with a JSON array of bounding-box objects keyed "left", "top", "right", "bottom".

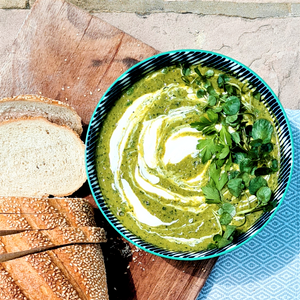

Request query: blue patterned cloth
[{"left": 198, "top": 109, "right": 300, "bottom": 300}]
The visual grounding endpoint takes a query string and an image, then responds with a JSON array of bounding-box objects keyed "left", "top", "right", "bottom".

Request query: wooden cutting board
[{"left": 0, "top": 0, "right": 218, "bottom": 299}]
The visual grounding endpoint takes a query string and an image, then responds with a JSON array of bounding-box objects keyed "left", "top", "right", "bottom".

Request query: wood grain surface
[{"left": 0, "top": 0, "right": 218, "bottom": 299}]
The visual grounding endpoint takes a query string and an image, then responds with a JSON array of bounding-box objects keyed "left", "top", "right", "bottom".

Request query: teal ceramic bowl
[{"left": 85, "top": 50, "right": 294, "bottom": 260}]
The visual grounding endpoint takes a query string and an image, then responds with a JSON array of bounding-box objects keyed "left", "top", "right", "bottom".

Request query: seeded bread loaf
[
  {"left": 0, "top": 118, "right": 86, "bottom": 197},
  {"left": 0, "top": 227, "right": 106, "bottom": 262},
  {"left": 0, "top": 244, "right": 109, "bottom": 300},
  {"left": 0, "top": 95, "right": 83, "bottom": 136},
  {"left": 0, "top": 198, "right": 96, "bottom": 232}
]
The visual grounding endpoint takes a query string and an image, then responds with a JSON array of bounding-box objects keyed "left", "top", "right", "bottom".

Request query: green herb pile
[{"left": 181, "top": 65, "right": 279, "bottom": 249}]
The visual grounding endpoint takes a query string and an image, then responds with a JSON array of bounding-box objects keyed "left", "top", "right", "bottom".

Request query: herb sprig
[{"left": 182, "top": 64, "right": 279, "bottom": 249}]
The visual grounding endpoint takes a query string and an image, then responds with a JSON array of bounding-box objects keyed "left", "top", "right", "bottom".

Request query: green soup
[{"left": 95, "top": 64, "right": 280, "bottom": 252}]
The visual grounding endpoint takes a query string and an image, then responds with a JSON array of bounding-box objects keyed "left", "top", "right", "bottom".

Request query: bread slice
[
  {"left": 0, "top": 244, "right": 109, "bottom": 300},
  {"left": 0, "top": 95, "right": 83, "bottom": 136},
  {"left": 0, "top": 118, "right": 86, "bottom": 197},
  {"left": 0, "top": 198, "right": 96, "bottom": 233},
  {"left": 0, "top": 226, "right": 106, "bottom": 262},
  {"left": 0, "top": 197, "right": 95, "bottom": 225},
  {"left": 0, "top": 227, "right": 106, "bottom": 262}
]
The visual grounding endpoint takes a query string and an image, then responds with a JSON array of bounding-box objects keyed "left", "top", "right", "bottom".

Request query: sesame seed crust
[
  {"left": 54, "top": 245, "right": 109, "bottom": 300},
  {"left": 0, "top": 227, "right": 107, "bottom": 262},
  {"left": 0, "top": 197, "right": 96, "bottom": 231},
  {"left": 0, "top": 265, "right": 29, "bottom": 300}
]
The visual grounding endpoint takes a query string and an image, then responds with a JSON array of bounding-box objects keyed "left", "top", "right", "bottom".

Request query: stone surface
[
  {"left": 94, "top": 12, "right": 300, "bottom": 110},
  {"left": 0, "top": 0, "right": 27, "bottom": 8},
  {"left": 17, "top": 0, "right": 300, "bottom": 19},
  {"left": 1, "top": 9, "right": 299, "bottom": 110},
  {"left": 0, "top": 9, "right": 29, "bottom": 67}
]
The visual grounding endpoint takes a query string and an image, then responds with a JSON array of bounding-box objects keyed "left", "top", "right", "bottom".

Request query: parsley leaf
[
  {"left": 196, "top": 138, "right": 221, "bottom": 163},
  {"left": 202, "top": 186, "right": 221, "bottom": 203}
]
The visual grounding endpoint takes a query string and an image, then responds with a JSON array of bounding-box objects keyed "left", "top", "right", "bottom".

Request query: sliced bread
[
  {"left": 0, "top": 227, "right": 106, "bottom": 262},
  {"left": 0, "top": 118, "right": 86, "bottom": 197},
  {"left": 0, "top": 244, "right": 109, "bottom": 300},
  {"left": 0, "top": 95, "right": 83, "bottom": 136}
]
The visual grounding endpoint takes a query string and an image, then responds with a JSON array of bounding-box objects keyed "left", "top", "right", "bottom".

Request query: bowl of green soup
[{"left": 86, "top": 50, "right": 294, "bottom": 260}]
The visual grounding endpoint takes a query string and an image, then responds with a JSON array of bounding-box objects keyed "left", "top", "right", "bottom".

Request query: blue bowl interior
[{"left": 85, "top": 50, "right": 294, "bottom": 260}]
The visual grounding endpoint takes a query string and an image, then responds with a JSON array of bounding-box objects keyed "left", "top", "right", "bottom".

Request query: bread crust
[
  {"left": 0, "top": 95, "right": 83, "bottom": 136},
  {"left": 0, "top": 227, "right": 106, "bottom": 262},
  {"left": 0, "top": 198, "right": 96, "bottom": 231},
  {"left": 0, "top": 244, "right": 109, "bottom": 300}
]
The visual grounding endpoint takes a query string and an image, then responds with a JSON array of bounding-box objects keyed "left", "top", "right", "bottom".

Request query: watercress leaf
[
  {"left": 223, "top": 225, "right": 236, "bottom": 239},
  {"left": 228, "top": 171, "right": 240, "bottom": 180},
  {"left": 254, "top": 167, "right": 272, "bottom": 176},
  {"left": 226, "top": 114, "right": 238, "bottom": 124},
  {"left": 261, "top": 142, "right": 273, "bottom": 154},
  {"left": 204, "top": 80, "right": 211, "bottom": 89},
  {"left": 202, "top": 186, "right": 221, "bottom": 202},
  {"left": 228, "top": 178, "right": 244, "bottom": 197},
  {"left": 214, "top": 107, "right": 223, "bottom": 113},
  {"left": 240, "top": 158, "right": 253, "bottom": 173},
  {"left": 217, "top": 74, "right": 230, "bottom": 88},
  {"left": 219, "top": 126, "right": 232, "bottom": 147},
  {"left": 249, "top": 176, "right": 267, "bottom": 195},
  {"left": 241, "top": 172, "right": 251, "bottom": 187},
  {"left": 208, "top": 95, "right": 217, "bottom": 106},
  {"left": 205, "top": 69, "right": 214, "bottom": 78},
  {"left": 271, "top": 158, "right": 279, "bottom": 172},
  {"left": 225, "top": 84, "right": 234, "bottom": 95},
  {"left": 257, "top": 186, "right": 272, "bottom": 206},
  {"left": 182, "top": 65, "right": 191, "bottom": 76},
  {"left": 196, "top": 89, "right": 206, "bottom": 98},
  {"left": 250, "top": 139, "right": 263, "bottom": 149},
  {"left": 207, "top": 86, "right": 219, "bottom": 97},
  {"left": 222, "top": 96, "right": 241, "bottom": 116},
  {"left": 220, "top": 212, "right": 232, "bottom": 225},
  {"left": 233, "top": 152, "right": 247, "bottom": 164},
  {"left": 194, "top": 66, "right": 204, "bottom": 79},
  {"left": 252, "top": 119, "right": 273, "bottom": 144},
  {"left": 231, "top": 132, "right": 241, "bottom": 144},
  {"left": 219, "top": 145, "right": 230, "bottom": 160}
]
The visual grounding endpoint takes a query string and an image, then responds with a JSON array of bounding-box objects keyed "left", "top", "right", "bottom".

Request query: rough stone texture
[
  {"left": 95, "top": 12, "right": 300, "bottom": 109},
  {"left": 0, "top": 9, "right": 299, "bottom": 110},
  {"left": 0, "top": 0, "right": 27, "bottom": 8},
  {"left": 20, "top": 0, "right": 300, "bottom": 19},
  {"left": 0, "top": 9, "right": 29, "bottom": 67}
]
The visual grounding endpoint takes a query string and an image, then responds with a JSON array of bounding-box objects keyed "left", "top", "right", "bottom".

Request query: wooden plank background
[{"left": 0, "top": 0, "right": 218, "bottom": 299}]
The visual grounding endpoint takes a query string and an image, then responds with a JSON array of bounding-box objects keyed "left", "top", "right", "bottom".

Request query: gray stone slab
[
  {"left": 27, "top": 0, "right": 292, "bottom": 19},
  {"left": 0, "top": 9, "right": 299, "bottom": 110}
]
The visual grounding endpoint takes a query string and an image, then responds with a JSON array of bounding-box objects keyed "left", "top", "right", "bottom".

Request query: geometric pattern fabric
[{"left": 198, "top": 109, "right": 299, "bottom": 300}]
